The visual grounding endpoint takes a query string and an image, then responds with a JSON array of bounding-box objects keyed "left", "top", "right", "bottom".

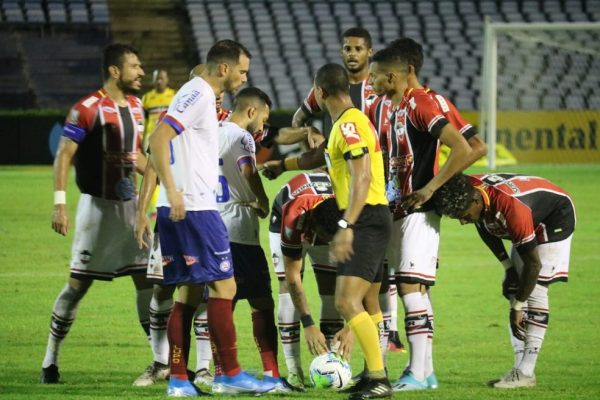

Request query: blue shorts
[
  {"left": 231, "top": 242, "right": 272, "bottom": 300},
  {"left": 157, "top": 208, "right": 233, "bottom": 285}
]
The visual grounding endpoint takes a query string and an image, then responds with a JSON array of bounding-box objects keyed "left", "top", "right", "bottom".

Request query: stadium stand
[{"left": 186, "top": 0, "right": 599, "bottom": 111}]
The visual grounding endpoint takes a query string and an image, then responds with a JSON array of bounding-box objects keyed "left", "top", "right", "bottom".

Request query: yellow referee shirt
[
  {"left": 141, "top": 87, "right": 176, "bottom": 146},
  {"left": 325, "top": 108, "right": 387, "bottom": 210}
]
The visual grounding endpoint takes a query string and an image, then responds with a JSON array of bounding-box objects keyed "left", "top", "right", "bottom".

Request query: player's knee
[
  {"left": 334, "top": 296, "right": 360, "bottom": 318},
  {"left": 153, "top": 284, "right": 175, "bottom": 301},
  {"left": 67, "top": 277, "right": 92, "bottom": 296},
  {"left": 249, "top": 296, "right": 275, "bottom": 311},
  {"left": 397, "top": 281, "right": 421, "bottom": 296}
]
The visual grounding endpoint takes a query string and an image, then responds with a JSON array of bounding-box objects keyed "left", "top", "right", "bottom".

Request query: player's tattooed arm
[{"left": 52, "top": 137, "right": 79, "bottom": 236}]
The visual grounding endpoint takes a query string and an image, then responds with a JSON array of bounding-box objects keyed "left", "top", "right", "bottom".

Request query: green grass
[{"left": 0, "top": 165, "right": 599, "bottom": 399}]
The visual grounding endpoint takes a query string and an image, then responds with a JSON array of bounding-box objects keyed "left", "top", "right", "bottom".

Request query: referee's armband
[{"left": 343, "top": 147, "right": 369, "bottom": 160}]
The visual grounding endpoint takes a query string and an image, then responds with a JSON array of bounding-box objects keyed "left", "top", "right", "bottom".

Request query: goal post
[{"left": 480, "top": 19, "right": 600, "bottom": 169}]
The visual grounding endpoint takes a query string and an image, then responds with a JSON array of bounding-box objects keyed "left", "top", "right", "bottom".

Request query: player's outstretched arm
[
  {"left": 291, "top": 106, "right": 310, "bottom": 128},
  {"left": 52, "top": 137, "right": 78, "bottom": 236},
  {"left": 262, "top": 141, "right": 327, "bottom": 180},
  {"left": 284, "top": 254, "right": 328, "bottom": 355},
  {"left": 149, "top": 122, "right": 184, "bottom": 221}
]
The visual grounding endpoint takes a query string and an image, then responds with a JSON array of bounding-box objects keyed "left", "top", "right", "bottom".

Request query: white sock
[
  {"left": 509, "top": 323, "right": 525, "bottom": 368},
  {"left": 149, "top": 295, "right": 173, "bottom": 365},
  {"left": 136, "top": 287, "right": 153, "bottom": 340},
  {"left": 389, "top": 283, "right": 398, "bottom": 332},
  {"left": 518, "top": 285, "right": 549, "bottom": 377},
  {"left": 422, "top": 290, "right": 434, "bottom": 377},
  {"left": 319, "top": 294, "right": 344, "bottom": 350},
  {"left": 378, "top": 292, "right": 391, "bottom": 363},
  {"left": 402, "top": 292, "right": 428, "bottom": 381},
  {"left": 42, "top": 284, "right": 86, "bottom": 368},
  {"left": 194, "top": 302, "right": 212, "bottom": 371},
  {"left": 278, "top": 293, "right": 301, "bottom": 374}
]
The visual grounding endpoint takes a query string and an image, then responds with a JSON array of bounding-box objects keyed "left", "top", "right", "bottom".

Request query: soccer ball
[{"left": 309, "top": 352, "right": 352, "bottom": 389}]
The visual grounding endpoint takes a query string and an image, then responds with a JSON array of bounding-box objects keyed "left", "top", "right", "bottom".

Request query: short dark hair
[
  {"left": 433, "top": 174, "right": 476, "bottom": 218},
  {"left": 315, "top": 63, "right": 349, "bottom": 97},
  {"left": 233, "top": 86, "right": 272, "bottom": 110},
  {"left": 102, "top": 43, "right": 139, "bottom": 80},
  {"left": 311, "top": 197, "right": 342, "bottom": 237},
  {"left": 206, "top": 39, "right": 252, "bottom": 66},
  {"left": 342, "top": 27, "right": 372, "bottom": 48},
  {"left": 387, "top": 37, "right": 424, "bottom": 75}
]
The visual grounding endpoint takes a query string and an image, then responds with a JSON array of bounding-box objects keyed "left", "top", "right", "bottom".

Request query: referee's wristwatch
[{"left": 337, "top": 219, "right": 354, "bottom": 229}]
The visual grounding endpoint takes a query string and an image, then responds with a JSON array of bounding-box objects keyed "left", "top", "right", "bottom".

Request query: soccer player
[
  {"left": 433, "top": 173, "right": 575, "bottom": 388},
  {"left": 313, "top": 63, "right": 393, "bottom": 399},
  {"left": 148, "top": 39, "right": 274, "bottom": 397},
  {"left": 216, "top": 86, "right": 296, "bottom": 393},
  {"left": 41, "top": 44, "right": 152, "bottom": 384},
  {"left": 268, "top": 172, "right": 351, "bottom": 388},
  {"left": 368, "top": 39, "right": 487, "bottom": 391},
  {"left": 141, "top": 69, "right": 175, "bottom": 152}
]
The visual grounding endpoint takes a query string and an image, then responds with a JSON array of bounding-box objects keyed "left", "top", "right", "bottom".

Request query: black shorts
[
  {"left": 337, "top": 205, "right": 392, "bottom": 283},
  {"left": 231, "top": 242, "right": 272, "bottom": 300}
]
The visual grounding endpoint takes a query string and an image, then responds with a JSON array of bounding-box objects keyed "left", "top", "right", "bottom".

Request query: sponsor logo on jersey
[
  {"left": 101, "top": 106, "right": 118, "bottom": 114},
  {"left": 176, "top": 90, "right": 200, "bottom": 113},
  {"left": 339, "top": 122, "right": 361, "bottom": 145}
]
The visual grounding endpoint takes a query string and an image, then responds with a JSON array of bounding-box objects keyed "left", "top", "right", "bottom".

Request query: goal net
[{"left": 480, "top": 20, "right": 600, "bottom": 168}]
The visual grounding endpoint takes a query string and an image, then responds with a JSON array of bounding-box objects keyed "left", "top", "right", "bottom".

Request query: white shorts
[
  {"left": 70, "top": 194, "right": 149, "bottom": 280},
  {"left": 511, "top": 235, "right": 572, "bottom": 284},
  {"left": 146, "top": 231, "right": 164, "bottom": 282},
  {"left": 388, "top": 210, "right": 440, "bottom": 286},
  {"left": 268, "top": 232, "right": 334, "bottom": 279}
]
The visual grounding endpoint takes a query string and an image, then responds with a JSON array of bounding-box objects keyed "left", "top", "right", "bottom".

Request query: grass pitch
[{"left": 0, "top": 164, "right": 599, "bottom": 399}]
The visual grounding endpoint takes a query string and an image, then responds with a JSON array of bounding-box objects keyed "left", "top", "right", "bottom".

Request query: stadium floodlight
[{"left": 480, "top": 19, "right": 600, "bottom": 169}]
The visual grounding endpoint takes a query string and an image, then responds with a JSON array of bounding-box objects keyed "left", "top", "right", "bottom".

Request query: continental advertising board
[{"left": 462, "top": 111, "right": 600, "bottom": 163}]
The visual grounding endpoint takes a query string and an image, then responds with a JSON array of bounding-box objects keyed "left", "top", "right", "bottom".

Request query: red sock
[
  {"left": 252, "top": 310, "right": 280, "bottom": 378},
  {"left": 210, "top": 338, "right": 223, "bottom": 376},
  {"left": 167, "top": 302, "right": 196, "bottom": 379},
  {"left": 208, "top": 298, "right": 241, "bottom": 376}
]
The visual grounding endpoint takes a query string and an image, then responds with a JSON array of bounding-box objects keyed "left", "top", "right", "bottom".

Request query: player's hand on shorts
[
  {"left": 509, "top": 308, "right": 526, "bottom": 341},
  {"left": 245, "top": 199, "right": 269, "bottom": 219},
  {"left": 400, "top": 187, "right": 434, "bottom": 212},
  {"left": 332, "top": 325, "right": 354, "bottom": 361},
  {"left": 305, "top": 325, "right": 328, "bottom": 356},
  {"left": 330, "top": 228, "right": 354, "bottom": 263},
  {"left": 261, "top": 160, "right": 284, "bottom": 180},
  {"left": 135, "top": 213, "right": 153, "bottom": 249},
  {"left": 51, "top": 204, "right": 69, "bottom": 236},
  {"left": 167, "top": 188, "right": 186, "bottom": 221},
  {"left": 502, "top": 266, "right": 520, "bottom": 300}
]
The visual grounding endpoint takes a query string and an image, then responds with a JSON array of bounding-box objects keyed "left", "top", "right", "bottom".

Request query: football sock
[
  {"left": 278, "top": 293, "right": 301, "bottom": 374},
  {"left": 370, "top": 310, "right": 388, "bottom": 365},
  {"left": 193, "top": 303, "right": 212, "bottom": 372},
  {"left": 319, "top": 295, "right": 344, "bottom": 350},
  {"left": 136, "top": 287, "right": 153, "bottom": 339},
  {"left": 208, "top": 297, "right": 241, "bottom": 376},
  {"left": 252, "top": 309, "right": 280, "bottom": 378},
  {"left": 211, "top": 338, "right": 223, "bottom": 376},
  {"left": 519, "top": 284, "right": 549, "bottom": 377},
  {"left": 42, "top": 284, "right": 85, "bottom": 368},
  {"left": 388, "top": 283, "right": 398, "bottom": 331},
  {"left": 149, "top": 294, "right": 173, "bottom": 365},
  {"left": 402, "top": 292, "right": 429, "bottom": 381},
  {"left": 509, "top": 323, "right": 525, "bottom": 368},
  {"left": 377, "top": 292, "right": 391, "bottom": 362},
  {"left": 348, "top": 312, "right": 385, "bottom": 377},
  {"left": 423, "top": 290, "right": 434, "bottom": 377},
  {"left": 167, "top": 302, "right": 195, "bottom": 379}
]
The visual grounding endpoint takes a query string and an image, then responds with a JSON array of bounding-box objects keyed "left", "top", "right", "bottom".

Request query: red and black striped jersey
[
  {"left": 268, "top": 172, "right": 335, "bottom": 258},
  {"left": 63, "top": 88, "right": 145, "bottom": 201},
  {"left": 371, "top": 87, "right": 475, "bottom": 219},
  {"left": 471, "top": 173, "right": 575, "bottom": 252}
]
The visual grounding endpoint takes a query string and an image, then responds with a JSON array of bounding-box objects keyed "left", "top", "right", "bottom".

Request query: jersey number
[{"left": 216, "top": 158, "right": 230, "bottom": 203}]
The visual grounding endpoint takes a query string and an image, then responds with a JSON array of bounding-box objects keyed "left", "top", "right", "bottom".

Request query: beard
[
  {"left": 344, "top": 61, "right": 366, "bottom": 74},
  {"left": 117, "top": 77, "right": 140, "bottom": 95}
]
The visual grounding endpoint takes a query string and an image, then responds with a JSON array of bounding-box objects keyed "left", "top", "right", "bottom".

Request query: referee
[{"left": 313, "top": 63, "right": 392, "bottom": 399}]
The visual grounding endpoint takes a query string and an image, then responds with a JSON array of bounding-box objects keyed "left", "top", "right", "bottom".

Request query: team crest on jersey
[
  {"left": 313, "top": 182, "right": 330, "bottom": 192},
  {"left": 240, "top": 133, "right": 255, "bottom": 153},
  {"left": 184, "top": 255, "right": 199, "bottom": 266},
  {"left": 176, "top": 90, "right": 200, "bottom": 113},
  {"left": 79, "top": 250, "right": 92, "bottom": 264}
]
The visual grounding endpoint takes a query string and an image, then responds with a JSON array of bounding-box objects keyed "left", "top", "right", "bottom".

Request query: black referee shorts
[{"left": 337, "top": 205, "right": 392, "bottom": 283}]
